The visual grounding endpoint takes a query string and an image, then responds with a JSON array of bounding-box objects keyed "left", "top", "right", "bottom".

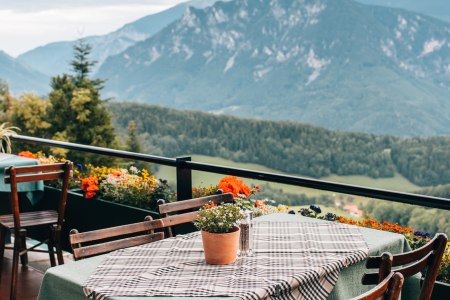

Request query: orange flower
[
  {"left": 111, "top": 170, "right": 123, "bottom": 177},
  {"left": 218, "top": 176, "right": 250, "bottom": 197},
  {"left": 254, "top": 200, "right": 266, "bottom": 208},
  {"left": 204, "top": 202, "right": 218, "bottom": 209},
  {"left": 337, "top": 216, "right": 414, "bottom": 235},
  {"left": 18, "top": 151, "right": 36, "bottom": 159},
  {"left": 81, "top": 177, "right": 99, "bottom": 199}
]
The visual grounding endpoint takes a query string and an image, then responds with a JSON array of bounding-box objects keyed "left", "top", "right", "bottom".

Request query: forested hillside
[{"left": 109, "top": 103, "right": 450, "bottom": 186}]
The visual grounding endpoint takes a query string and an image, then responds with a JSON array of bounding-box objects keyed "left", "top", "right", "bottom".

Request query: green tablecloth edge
[{"left": 0, "top": 155, "right": 44, "bottom": 204}]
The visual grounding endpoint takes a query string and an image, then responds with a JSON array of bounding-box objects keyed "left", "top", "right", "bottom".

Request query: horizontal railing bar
[
  {"left": 185, "top": 161, "right": 450, "bottom": 210},
  {"left": 10, "top": 135, "right": 177, "bottom": 166},
  {"left": 10, "top": 135, "right": 450, "bottom": 210}
]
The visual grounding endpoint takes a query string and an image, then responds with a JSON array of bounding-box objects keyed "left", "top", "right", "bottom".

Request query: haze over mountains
[
  {"left": 1, "top": 0, "right": 450, "bottom": 136},
  {"left": 0, "top": 51, "right": 49, "bottom": 94}
]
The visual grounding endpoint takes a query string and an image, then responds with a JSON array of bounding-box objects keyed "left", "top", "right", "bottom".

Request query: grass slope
[{"left": 154, "top": 155, "right": 421, "bottom": 196}]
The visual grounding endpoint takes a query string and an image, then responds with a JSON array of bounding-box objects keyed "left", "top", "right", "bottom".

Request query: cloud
[
  {"left": 0, "top": 0, "right": 186, "bottom": 12},
  {"left": 0, "top": 0, "right": 187, "bottom": 56}
]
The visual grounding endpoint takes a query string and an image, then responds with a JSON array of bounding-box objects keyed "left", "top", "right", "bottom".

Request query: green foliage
[
  {"left": 109, "top": 103, "right": 397, "bottom": 179},
  {"left": 12, "top": 93, "right": 51, "bottom": 137},
  {"left": 47, "top": 40, "right": 117, "bottom": 164},
  {"left": 415, "top": 184, "right": 450, "bottom": 199},
  {"left": 392, "top": 137, "right": 450, "bottom": 186},
  {"left": 0, "top": 80, "right": 14, "bottom": 123},
  {"left": 194, "top": 203, "right": 245, "bottom": 233},
  {"left": 109, "top": 102, "right": 450, "bottom": 186},
  {"left": 126, "top": 120, "right": 141, "bottom": 153}
]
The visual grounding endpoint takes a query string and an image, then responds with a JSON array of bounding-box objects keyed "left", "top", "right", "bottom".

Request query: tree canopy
[{"left": 46, "top": 40, "right": 117, "bottom": 163}]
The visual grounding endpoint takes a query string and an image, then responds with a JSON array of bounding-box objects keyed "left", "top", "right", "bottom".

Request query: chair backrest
[
  {"left": 362, "top": 233, "right": 448, "bottom": 300},
  {"left": 69, "top": 216, "right": 165, "bottom": 260},
  {"left": 352, "top": 272, "right": 404, "bottom": 300},
  {"left": 158, "top": 192, "right": 234, "bottom": 237},
  {"left": 4, "top": 161, "right": 73, "bottom": 229}
]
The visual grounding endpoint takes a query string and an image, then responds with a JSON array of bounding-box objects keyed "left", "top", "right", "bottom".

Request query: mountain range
[
  {"left": 97, "top": 0, "right": 450, "bottom": 135},
  {"left": 1, "top": 0, "right": 450, "bottom": 136},
  {"left": 358, "top": 0, "right": 450, "bottom": 23},
  {"left": 16, "top": 0, "right": 225, "bottom": 77},
  {"left": 0, "top": 51, "right": 49, "bottom": 95}
]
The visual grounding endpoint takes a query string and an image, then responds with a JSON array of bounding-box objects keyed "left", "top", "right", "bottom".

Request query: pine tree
[
  {"left": 127, "top": 120, "right": 141, "bottom": 153},
  {"left": 47, "top": 39, "right": 117, "bottom": 164},
  {"left": 0, "top": 80, "right": 15, "bottom": 123},
  {"left": 126, "top": 120, "right": 150, "bottom": 170}
]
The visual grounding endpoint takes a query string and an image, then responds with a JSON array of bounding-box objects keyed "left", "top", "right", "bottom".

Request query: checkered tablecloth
[{"left": 83, "top": 221, "right": 369, "bottom": 300}]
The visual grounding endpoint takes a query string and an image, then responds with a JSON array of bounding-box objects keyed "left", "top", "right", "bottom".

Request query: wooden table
[{"left": 38, "top": 213, "right": 420, "bottom": 299}]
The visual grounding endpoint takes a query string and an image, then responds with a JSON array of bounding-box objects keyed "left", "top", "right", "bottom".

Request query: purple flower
[
  {"left": 309, "top": 205, "right": 321, "bottom": 214},
  {"left": 299, "top": 208, "right": 312, "bottom": 216},
  {"left": 324, "top": 212, "right": 337, "bottom": 221},
  {"left": 288, "top": 210, "right": 296, "bottom": 215},
  {"left": 414, "top": 231, "right": 431, "bottom": 238}
]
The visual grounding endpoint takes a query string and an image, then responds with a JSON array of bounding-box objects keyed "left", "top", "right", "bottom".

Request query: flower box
[{"left": 430, "top": 280, "right": 450, "bottom": 299}]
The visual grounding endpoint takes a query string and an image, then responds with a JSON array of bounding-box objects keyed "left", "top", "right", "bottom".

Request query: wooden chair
[
  {"left": 158, "top": 191, "right": 234, "bottom": 237},
  {"left": 362, "top": 233, "right": 448, "bottom": 300},
  {"left": 69, "top": 216, "right": 165, "bottom": 260},
  {"left": 352, "top": 272, "right": 404, "bottom": 300},
  {"left": 0, "top": 161, "right": 73, "bottom": 300}
]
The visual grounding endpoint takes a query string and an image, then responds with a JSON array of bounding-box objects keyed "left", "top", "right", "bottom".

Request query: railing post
[{"left": 176, "top": 156, "right": 192, "bottom": 201}]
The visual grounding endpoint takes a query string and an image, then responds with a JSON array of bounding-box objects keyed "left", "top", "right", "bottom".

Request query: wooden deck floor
[{"left": 0, "top": 257, "right": 43, "bottom": 300}]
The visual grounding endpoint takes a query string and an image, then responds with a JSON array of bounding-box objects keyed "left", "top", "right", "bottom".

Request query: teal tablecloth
[
  {"left": 38, "top": 214, "right": 420, "bottom": 300},
  {"left": 0, "top": 154, "right": 44, "bottom": 204}
]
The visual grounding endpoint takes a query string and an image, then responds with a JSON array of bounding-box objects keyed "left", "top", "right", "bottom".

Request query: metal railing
[{"left": 10, "top": 134, "right": 450, "bottom": 211}]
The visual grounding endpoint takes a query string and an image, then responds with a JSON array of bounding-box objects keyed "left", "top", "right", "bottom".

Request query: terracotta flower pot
[{"left": 201, "top": 226, "right": 240, "bottom": 265}]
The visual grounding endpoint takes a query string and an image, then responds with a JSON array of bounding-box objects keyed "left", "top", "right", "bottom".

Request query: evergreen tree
[
  {"left": 47, "top": 39, "right": 117, "bottom": 164},
  {"left": 0, "top": 80, "right": 15, "bottom": 123},
  {"left": 125, "top": 120, "right": 153, "bottom": 170},
  {"left": 70, "top": 39, "right": 103, "bottom": 88},
  {"left": 126, "top": 120, "right": 141, "bottom": 153}
]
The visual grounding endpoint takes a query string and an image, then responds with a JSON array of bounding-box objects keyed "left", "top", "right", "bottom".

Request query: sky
[{"left": 0, "top": 0, "right": 187, "bottom": 57}]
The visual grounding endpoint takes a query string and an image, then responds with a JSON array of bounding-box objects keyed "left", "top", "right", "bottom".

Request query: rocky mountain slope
[
  {"left": 0, "top": 51, "right": 49, "bottom": 95},
  {"left": 97, "top": 0, "right": 450, "bottom": 135}
]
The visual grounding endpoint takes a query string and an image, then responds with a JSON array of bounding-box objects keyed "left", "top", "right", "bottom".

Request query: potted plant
[
  {"left": 195, "top": 202, "right": 245, "bottom": 265},
  {"left": 0, "top": 123, "right": 19, "bottom": 153}
]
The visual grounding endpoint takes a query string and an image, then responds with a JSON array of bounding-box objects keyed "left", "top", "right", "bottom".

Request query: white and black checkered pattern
[{"left": 83, "top": 221, "right": 368, "bottom": 300}]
